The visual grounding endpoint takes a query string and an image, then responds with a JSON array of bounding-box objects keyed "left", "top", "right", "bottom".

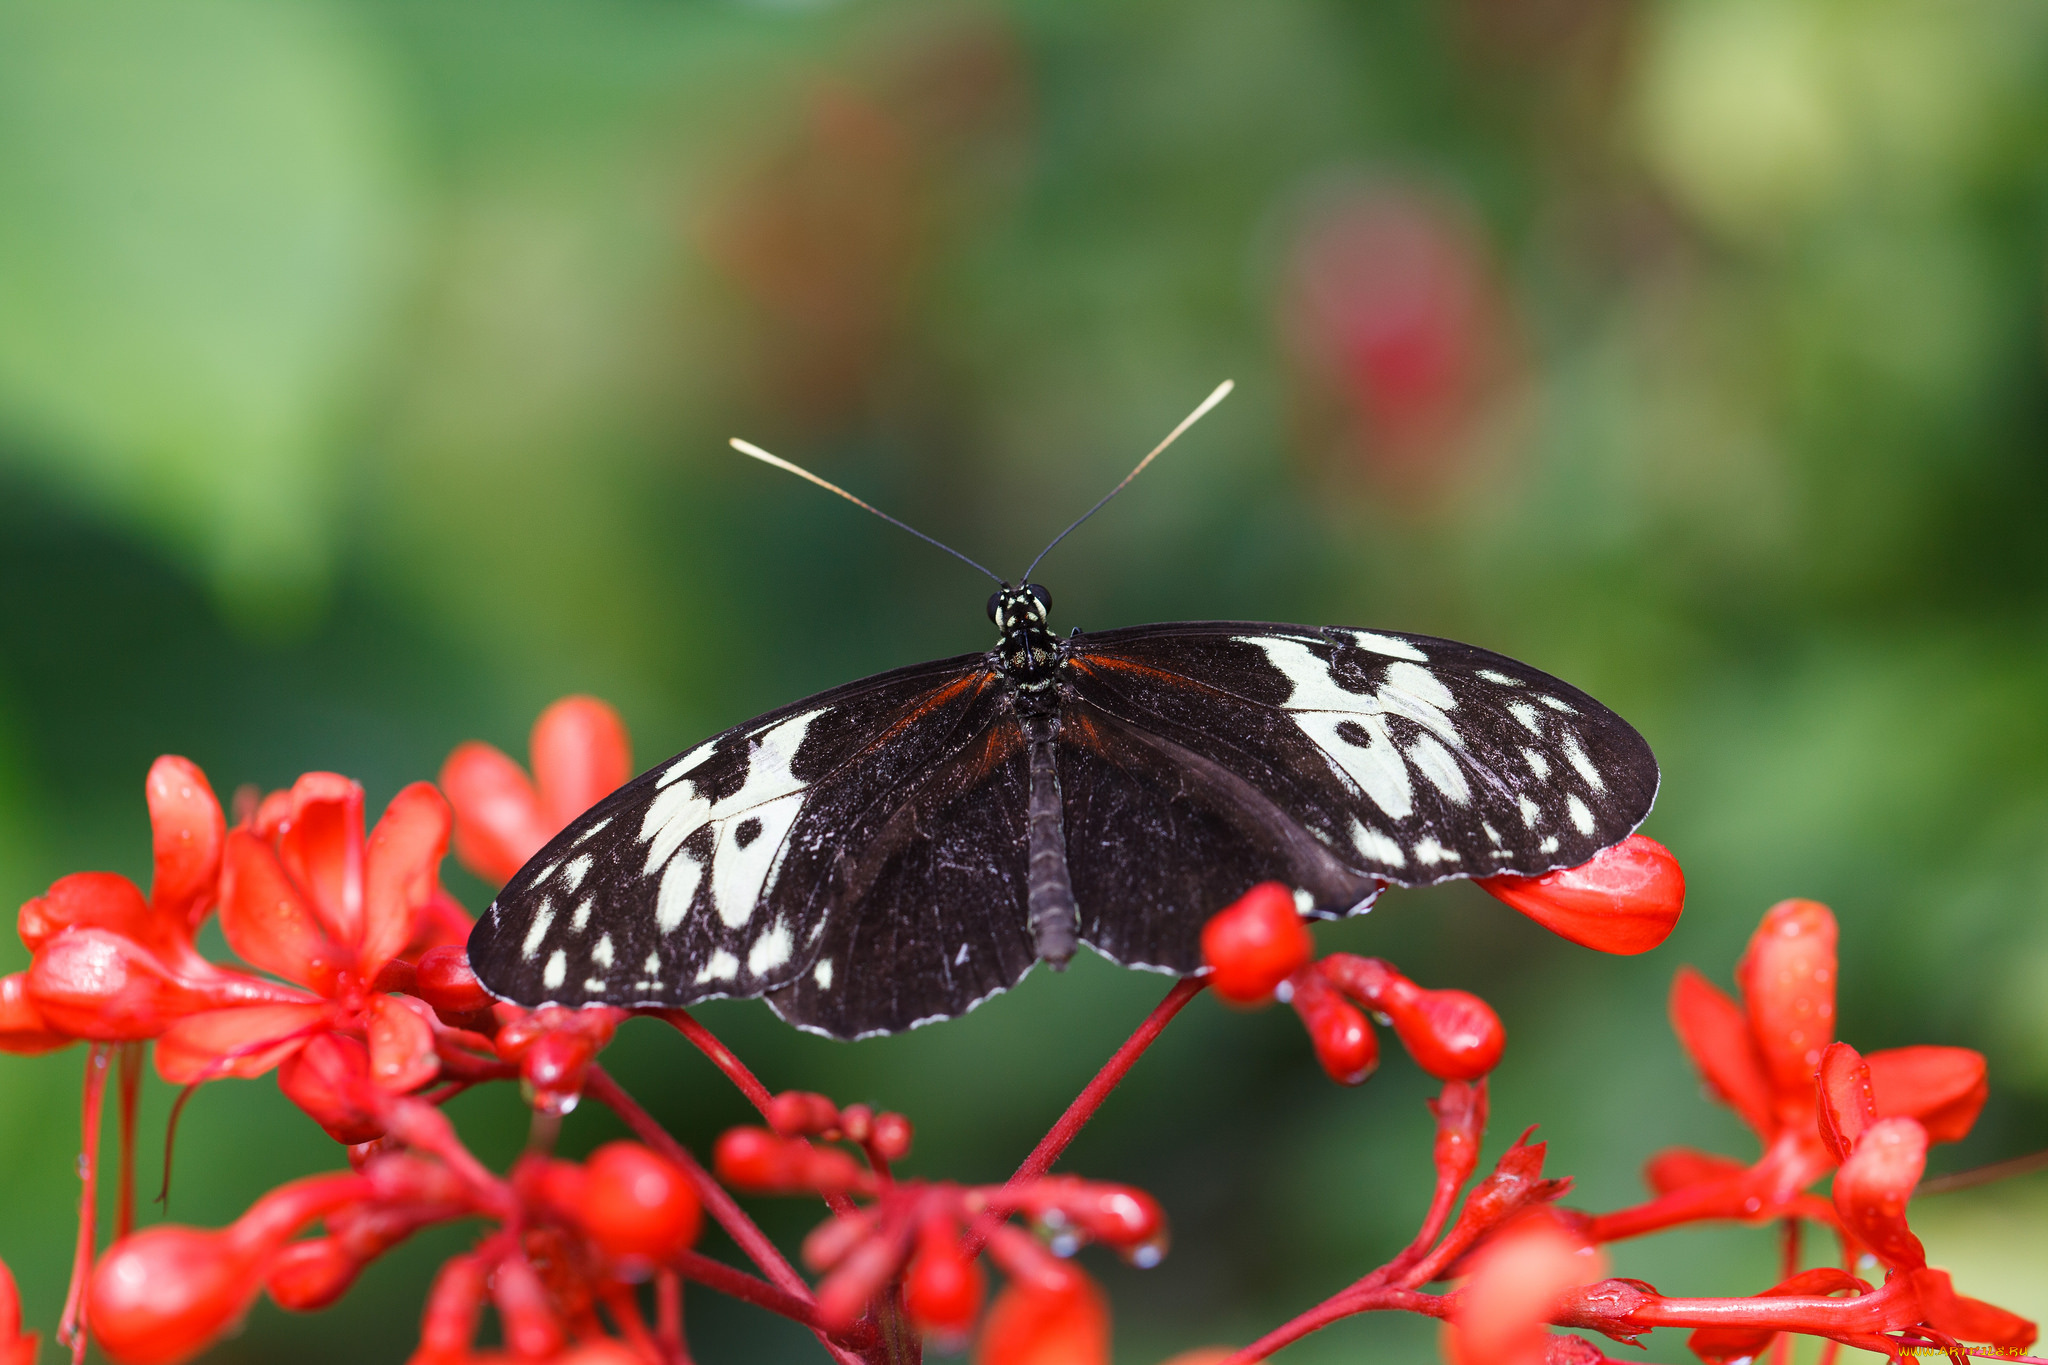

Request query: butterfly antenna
[
  {"left": 1021, "top": 379, "right": 1234, "bottom": 582},
  {"left": 729, "top": 437, "right": 1006, "bottom": 586}
]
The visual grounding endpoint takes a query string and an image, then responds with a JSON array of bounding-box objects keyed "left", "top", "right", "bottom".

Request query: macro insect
[{"left": 469, "top": 384, "right": 1659, "bottom": 1038}]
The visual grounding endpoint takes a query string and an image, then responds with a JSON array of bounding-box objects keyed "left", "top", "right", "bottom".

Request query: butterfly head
[{"left": 987, "top": 583, "right": 1052, "bottom": 633}]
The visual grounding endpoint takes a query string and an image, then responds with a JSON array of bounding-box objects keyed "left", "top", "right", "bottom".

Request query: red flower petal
[
  {"left": 1476, "top": 835, "right": 1684, "bottom": 955},
  {"left": 1735, "top": 899, "right": 1837, "bottom": 1122},
  {"left": 277, "top": 1033, "right": 384, "bottom": 1144},
  {"left": 531, "top": 696, "right": 632, "bottom": 832},
  {"left": 0, "top": 972, "right": 71, "bottom": 1055},
  {"left": 1831, "top": 1116, "right": 1927, "bottom": 1270},
  {"left": 1447, "top": 1213, "right": 1606, "bottom": 1365},
  {"left": 440, "top": 741, "right": 550, "bottom": 885},
  {"left": 366, "top": 994, "right": 439, "bottom": 1095},
  {"left": 146, "top": 756, "right": 225, "bottom": 935},
  {"left": 155, "top": 1003, "right": 331, "bottom": 1085},
  {"left": 26, "top": 931, "right": 223, "bottom": 1041},
  {"left": 973, "top": 1275, "right": 1110, "bottom": 1365},
  {"left": 262, "top": 773, "right": 365, "bottom": 951},
  {"left": 1866, "top": 1045, "right": 1989, "bottom": 1145},
  {"left": 18, "top": 872, "right": 155, "bottom": 954},
  {"left": 1816, "top": 1041, "right": 1876, "bottom": 1166},
  {"left": 1641, "top": 1147, "right": 1748, "bottom": 1196},
  {"left": 1909, "top": 1267, "right": 2038, "bottom": 1352},
  {"left": 358, "top": 783, "right": 452, "bottom": 981},
  {"left": 1667, "top": 966, "right": 1777, "bottom": 1140},
  {"left": 220, "top": 830, "right": 345, "bottom": 994}
]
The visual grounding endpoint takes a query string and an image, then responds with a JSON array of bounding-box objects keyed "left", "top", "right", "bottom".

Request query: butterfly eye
[
  {"left": 1029, "top": 585, "right": 1052, "bottom": 613},
  {"left": 987, "top": 592, "right": 1004, "bottom": 624}
]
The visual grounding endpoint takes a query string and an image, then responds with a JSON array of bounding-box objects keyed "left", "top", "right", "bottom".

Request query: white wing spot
[
  {"left": 1518, "top": 795, "right": 1541, "bottom": 828},
  {"left": 643, "top": 951, "right": 661, "bottom": 974},
  {"left": 1292, "top": 887, "right": 1315, "bottom": 914},
  {"left": 570, "top": 897, "right": 594, "bottom": 932},
  {"left": 1352, "top": 631, "right": 1428, "bottom": 662},
  {"left": 1539, "top": 695, "right": 1576, "bottom": 713},
  {"left": 711, "top": 791, "right": 803, "bottom": 928},
  {"left": 953, "top": 943, "right": 971, "bottom": 966},
  {"left": 747, "top": 921, "right": 793, "bottom": 976},
  {"left": 658, "top": 742, "right": 714, "bottom": 788},
  {"left": 521, "top": 902, "right": 555, "bottom": 960},
  {"left": 1523, "top": 748, "right": 1551, "bottom": 781},
  {"left": 1351, "top": 820, "right": 1406, "bottom": 867},
  {"left": 560, "top": 854, "right": 593, "bottom": 895},
  {"left": 592, "top": 934, "right": 615, "bottom": 968},
  {"left": 582, "top": 978, "right": 608, "bottom": 992},
  {"left": 1566, "top": 795, "right": 1596, "bottom": 835},
  {"left": 655, "top": 851, "right": 703, "bottom": 933},
  {"left": 570, "top": 817, "right": 611, "bottom": 846},
  {"left": 1483, "top": 822, "right": 1502, "bottom": 846},
  {"left": 532, "top": 861, "right": 560, "bottom": 887},
  {"left": 1540, "top": 835, "right": 1560, "bottom": 853},
  {"left": 1383, "top": 662, "right": 1456, "bottom": 713},
  {"left": 1414, "top": 837, "right": 1460, "bottom": 865},
  {"left": 1509, "top": 701, "right": 1544, "bottom": 735},
  {"left": 814, "top": 958, "right": 834, "bottom": 989},
  {"left": 695, "top": 950, "right": 739, "bottom": 984},
  {"left": 543, "top": 950, "right": 566, "bottom": 991},
  {"left": 1560, "top": 733, "right": 1605, "bottom": 792},
  {"left": 1297, "top": 712, "right": 1412, "bottom": 818},
  {"left": 1476, "top": 669, "right": 1521, "bottom": 686},
  {"left": 1405, "top": 734, "right": 1470, "bottom": 804}
]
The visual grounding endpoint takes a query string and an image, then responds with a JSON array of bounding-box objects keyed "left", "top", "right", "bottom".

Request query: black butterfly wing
[
  {"left": 469, "top": 652, "right": 1035, "bottom": 1035},
  {"left": 1061, "top": 622, "right": 1658, "bottom": 972}
]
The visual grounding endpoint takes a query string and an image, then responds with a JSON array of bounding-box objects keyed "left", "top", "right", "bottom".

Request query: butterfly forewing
[
  {"left": 1067, "top": 623, "right": 1658, "bottom": 892},
  {"left": 468, "top": 653, "right": 1021, "bottom": 1019}
]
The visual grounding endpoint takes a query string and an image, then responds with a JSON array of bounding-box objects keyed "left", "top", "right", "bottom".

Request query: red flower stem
[
  {"left": 1218, "top": 1284, "right": 1450, "bottom": 1363},
  {"left": 1589, "top": 1177, "right": 1835, "bottom": 1243},
  {"left": 600, "top": 1280, "right": 665, "bottom": 1362},
  {"left": 585, "top": 1068, "right": 869, "bottom": 1365},
  {"left": 115, "top": 1041, "right": 142, "bottom": 1240},
  {"left": 652, "top": 1009, "right": 775, "bottom": 1116},
  {"left": 670, "top": 1248, "right": 826, "bottom": 1327},
  {"left": 656, "top": 1269, "right": 690, "bottom": 1365},
  {"left": 961, "top": 975, "right": 1206, "bottom": 1256},
  {"left": 1919, "top": 1147, "right": 2048, "bottom": 1195},
  {"left": 57, "top": 1043, "right": 110, "bottom": 1365}
]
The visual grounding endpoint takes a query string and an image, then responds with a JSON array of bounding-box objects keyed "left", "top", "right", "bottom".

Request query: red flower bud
[
  {"left": 1477, "top": 834, "right": 1683, "bottom": 956},
  {"left": 1429, "top": 1079, "right": 1488, "bottom": 1192},
  {"left": 1200, "top": 883, "right": 1312, "bottom": 1004},
  {"left": 973, "top": 1269, "right": 1109, "bottom": 1365},
  {"left": 413, "top": 945, "right": 494, "bottom": 1017},
  {"left": 1, "top": 1255, "right": 39, "bottom": 1365},
  {"left": 1012, "top": 1177, "right": 1168, "bottom": 1262},
  {"left": 580, "top": 1142, "right": 701, "bottom": 1268},
  {"left": 814, "top": 1224, "right": 910, "bottom": 1333},
  {"left": 491, "top": 1254, "right": 564, "bottom": 1360},
  {"left": 1832, "top": 1116, "right": 1928, "bottom": 1270},
  {"left": 765, "top": 1090, "right": 841, "bottom": 1137},
  {"left": 905, "top": 1218, "right": 986, "bottom": 1341},
  {"left": 1287, "top": 970, "right": 1378, "bottom": 1085},
  {"left": 90, "top": 1175, "right": 368, "bottom": 1365},
  {"left": 414, "top": 1254, "right": 488, "bottom": 1365},
  {"left": 278, "top": 1034, "right": 385, "bottom": 1145},
  {"left": 0, "top": 972, "right": 69, "bottom": 1055},
  {"left": 870, "top": 1111, "right": 914, "bottom": 1162},
  {"left": 28, "top": 929, "right": 270, "bottom": 1041},
  {"left": 495, "top": 1006, "right": 619, "bottom": 1115},
  {"left": 265, "top": 1236, "right": 363, "bottom": 1313},
  {"left": 712, "top": 1128, "right": 870, "bottom": 1195},
  {"left": 1318, "top": 955, "right": 1502, "bottom": 1080}
]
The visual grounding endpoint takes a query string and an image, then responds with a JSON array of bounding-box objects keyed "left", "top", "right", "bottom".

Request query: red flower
[
  {"left": 440, "top": 696, "right": 632, "bottom": 884},
  {"left": 1477, "top": 834, "right": 1685, "bottom": 956},
  {"left": 1591, "top": 899, "right": 1988, "bottom": 1244},
  {"left": 0, "top": 1255, "right": 37, "bottom": 1365},
  {"left": 1446, "top": 1212, "right": 1608, "bottom": 1365},
  {"left": 152, "top": 776, "right": 458, "bottom": 1128}
]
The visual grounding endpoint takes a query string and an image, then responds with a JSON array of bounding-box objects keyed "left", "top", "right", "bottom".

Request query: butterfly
[{"left": 468, "top": 384, "right": 1659, "bottom": 1039}]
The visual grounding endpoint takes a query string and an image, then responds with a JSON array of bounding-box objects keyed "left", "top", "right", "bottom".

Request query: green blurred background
[{"left": 2, "top": 0, "right": 2045, "bottom": 1359}]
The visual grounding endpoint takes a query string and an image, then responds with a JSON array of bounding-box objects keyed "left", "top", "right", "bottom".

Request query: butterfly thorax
[{"left": 990, "top": 582, "right": 1064, "bottom": 710}]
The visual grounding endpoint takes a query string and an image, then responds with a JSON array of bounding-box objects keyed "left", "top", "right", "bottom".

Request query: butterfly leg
[{"left": 1024, "top": 716, "right": 1079, "bottom": 968}]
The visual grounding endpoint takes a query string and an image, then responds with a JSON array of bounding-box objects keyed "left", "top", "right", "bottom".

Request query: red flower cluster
[{"left": 0, "top": 693, "right": 2035, "bottom": 1365}]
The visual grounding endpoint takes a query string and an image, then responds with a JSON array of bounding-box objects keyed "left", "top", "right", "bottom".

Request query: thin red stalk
[
  {"left": 653, "top": 1009, "right": 774, "bottom": 1116},
  {"left": 1919, "top": 1147, "right": 2048, "bottom": 1195},
  {"left": 962, "top": 975, "right": 1205, "bottom": 1256},
  {"left": 600, "top": 1280, "right": 664, "bottom": 1362},
  {"left": 1219, "top": 1284, "right": 1449, "bottom": 1363},
  {"left": 157, "top": 1083, "right": 201, "bottom": 1208},
  {"left": 115, "top": 1041, "right": 142, "bottom": 1240},
  {"left": 656, "top": 1269, "right": 690, "bottom": 1365},
  {"left": 670, "top": 1248, "right": 824, "bottom": 1326},
  {"left": 58, "top": 1044, "right": 110, "bottom": 1364}
]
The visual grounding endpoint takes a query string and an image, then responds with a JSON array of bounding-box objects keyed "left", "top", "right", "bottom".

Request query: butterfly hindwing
[{"left": 1065, "top": 622, "right": 1658, "bottom": 894}]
